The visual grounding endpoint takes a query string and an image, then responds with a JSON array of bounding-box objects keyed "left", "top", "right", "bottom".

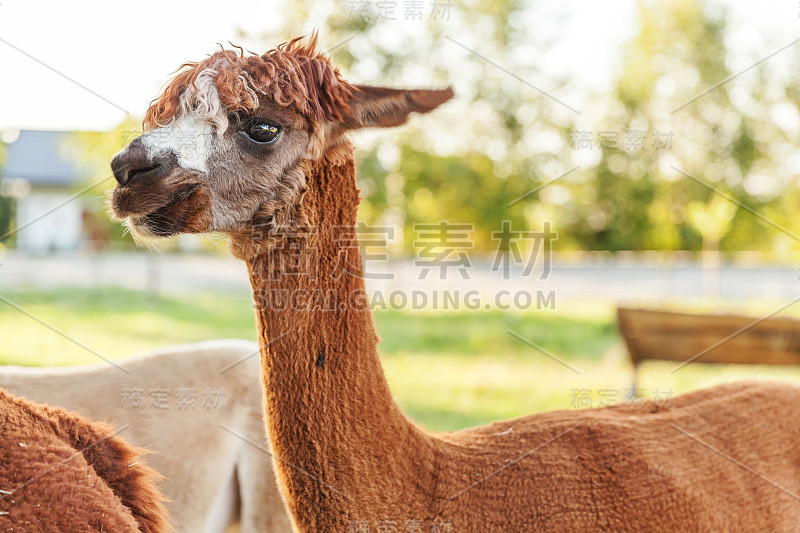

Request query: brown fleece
[
  {"left": 143, "top": 34, "right": 356, "bottom": 130},
  {"left": 243, "top": 150, "right": 800, "bottom": 532},
  {"left": 0, "top": 390, "right": 170, "bottom": 532}
]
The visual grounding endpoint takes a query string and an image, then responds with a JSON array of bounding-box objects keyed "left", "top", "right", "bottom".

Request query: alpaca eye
[{"left": 244, "top": 120, "right": 281, "bottom": 144}]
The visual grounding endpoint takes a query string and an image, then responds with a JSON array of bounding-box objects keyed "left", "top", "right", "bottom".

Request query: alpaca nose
[{"left": 111, "top": 139, "right": 165, "bottom": 186}]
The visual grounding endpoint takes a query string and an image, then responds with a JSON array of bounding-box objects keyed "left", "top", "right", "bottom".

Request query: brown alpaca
[
  {"left": 109, "top": 36, "right": 800, "bottom": 531},
  {"left": 0, "top": 390, "right": 170, "bottom": 532}
]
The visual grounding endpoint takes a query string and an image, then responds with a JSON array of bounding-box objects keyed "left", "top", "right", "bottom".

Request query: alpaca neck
[{"left": 244, "top": 146, "right": 435, "bottom": 526}]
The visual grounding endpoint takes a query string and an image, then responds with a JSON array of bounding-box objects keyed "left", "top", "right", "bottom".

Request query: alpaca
[
  {"left": 109, "top": 36, "right": 800, "bottom": 531},
  {"left": 0, "top": 389, "right": 170, "bottom": 532},
  {"left": 0, "top": 340, "right": 292, "bottom": 533}
]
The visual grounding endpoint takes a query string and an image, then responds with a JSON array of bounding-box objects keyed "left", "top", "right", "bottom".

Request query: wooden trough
[{"left": 617, "top": 307, "right": 800, "bottom": 383}]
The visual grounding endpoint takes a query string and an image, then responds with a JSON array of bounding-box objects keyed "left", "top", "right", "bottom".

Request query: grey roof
[{"left": 1, "top": 130, "right": 95, "bottom": 187}]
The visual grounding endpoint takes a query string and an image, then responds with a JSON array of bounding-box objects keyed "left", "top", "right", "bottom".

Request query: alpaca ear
[{"left": 340, "top": 85, "right": 454, "bottom": 130}]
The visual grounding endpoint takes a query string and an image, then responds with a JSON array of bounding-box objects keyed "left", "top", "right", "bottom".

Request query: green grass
[
  {"left": 3, "top": 288, "right": 800, "bottom": 431},
  {"left": 0, "top": 289, "right": 259, "bottom": 365}
]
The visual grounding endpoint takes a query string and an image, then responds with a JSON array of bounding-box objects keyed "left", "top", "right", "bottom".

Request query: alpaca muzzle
[
  {"left": 111, "top": 138, "right": 175, "bottom": 187},
  {"left": 109, "top": 137, "right": 212, "bottom": 237}
]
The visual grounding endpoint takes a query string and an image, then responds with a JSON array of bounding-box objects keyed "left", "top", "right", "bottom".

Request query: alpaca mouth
[
  {"left": 113, "top": 181, "right": 212, "bottom": 238},
  {"left": 137, "top": 184, "right": 202, "bottom": 236}
]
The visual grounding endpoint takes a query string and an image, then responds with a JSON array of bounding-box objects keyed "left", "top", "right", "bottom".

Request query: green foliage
[
  {"left": 359, "top": 147, "right": 531, "bottom": 249},
  {"left": 348, "top": 0, "right": 800, "bottom": 253},
  {"left": 0, "top": 141, "right": 13, "bottom": 246},
  {"left": 0, "top": 196, "right": 13, "bottom": 245}
]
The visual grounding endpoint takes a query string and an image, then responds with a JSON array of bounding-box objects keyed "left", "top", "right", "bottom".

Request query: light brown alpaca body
[
  {"left": 0, "top": 340, "right": 292, "bottom": 533},
  {"left": 108, "top": 37, "right": 800, "bottom": 531},
  {"left": 0, "top": 390, "right": 170, "bottom": 532}
]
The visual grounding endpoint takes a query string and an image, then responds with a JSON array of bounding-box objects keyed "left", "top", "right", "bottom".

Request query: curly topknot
[{"left": 143, "top": 34, "right": 357, "bottom": 131}]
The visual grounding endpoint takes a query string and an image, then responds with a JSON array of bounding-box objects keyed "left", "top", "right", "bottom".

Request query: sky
[{"left": 0, "top": 0, "right": 797, "bottom": 133}]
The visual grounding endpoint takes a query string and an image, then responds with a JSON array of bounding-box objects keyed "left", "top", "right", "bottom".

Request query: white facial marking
[
  {"left": 140, "top": 64, "right": 235, "bottom": 173},
  {"left": 141, "top": 114, "right": 213, "bottom": 172}
]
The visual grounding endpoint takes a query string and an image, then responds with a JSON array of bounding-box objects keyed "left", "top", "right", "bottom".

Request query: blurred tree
[
  {"left": 561, "top": 0, "right": 800, "bottom": 253},
  {"left": 687, "top": 194, "right": 736, "bottom": 296},
  {"left": 0, "top": 196, "right": 13, "bottom": 244},
  {"left": 0, "top": 139, "right": 13, "bottom": 244}
]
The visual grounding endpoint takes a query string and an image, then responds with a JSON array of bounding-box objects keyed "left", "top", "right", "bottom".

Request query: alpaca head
[{"left": 110, "top": 35, "right": 452, "bottom": 256}]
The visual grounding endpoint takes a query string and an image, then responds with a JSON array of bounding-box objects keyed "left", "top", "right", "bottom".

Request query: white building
[{"left": 1, "top": 130, "right": 94, "bottom": 253}]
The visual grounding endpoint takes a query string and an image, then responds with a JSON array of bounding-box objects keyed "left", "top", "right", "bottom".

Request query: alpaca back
[
  {"left": 434, "top": 380, "right": 800, "bottom": 531},
  {"left": 0, "top": 390, "right": 170, "bottom": 532}
]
